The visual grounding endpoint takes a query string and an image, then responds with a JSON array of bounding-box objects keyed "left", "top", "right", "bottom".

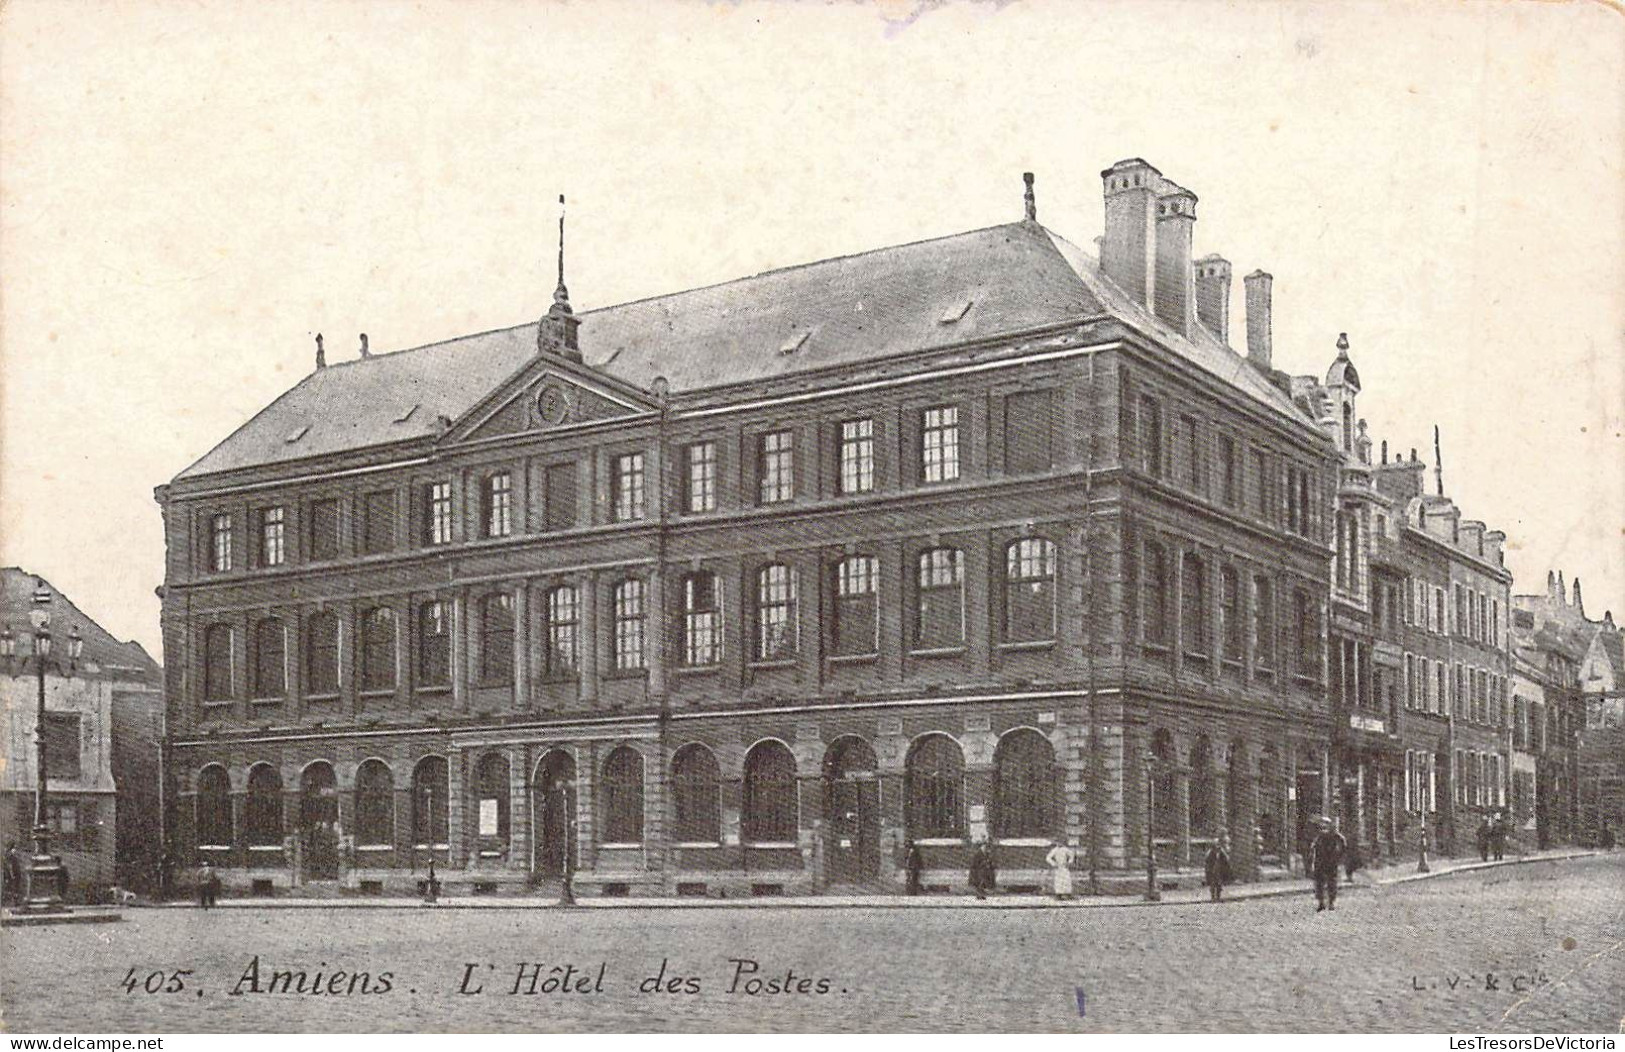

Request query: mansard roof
[{"left": 176, "top": 220, "right": 1311, "bottom": 481}]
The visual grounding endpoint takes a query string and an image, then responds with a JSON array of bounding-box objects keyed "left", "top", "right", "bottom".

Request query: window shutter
[{"left": 1004, "top": 390, "right": 1054, "bottom": 475}]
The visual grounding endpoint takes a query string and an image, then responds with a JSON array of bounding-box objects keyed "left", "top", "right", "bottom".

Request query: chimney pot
[
  {"left": 1194, "top": 254, "right": 1232, "bottom": 345},
  {"left": 1244, "top": 270, "right": 1274, "bottom": 372},
  {"left": 1100, "top": 158, "right": 1163, "bottom": 309},
  {"left": 1153, "top": 183, "right": 1198, "bottom": 336},
  {"left": 315, "top": 333, "right": 326, "bottom": 370},
  {"left": 1023, "top": 172, "right": 1036, "bottom": 222},
  {"left": 359, "top": 333, "right": 370, "bottom": 358}
]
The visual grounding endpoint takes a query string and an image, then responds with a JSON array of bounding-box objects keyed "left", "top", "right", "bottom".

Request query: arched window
[
  {"left": 601, "top": 746, "right": 644, "bottom": 844},
  {"left": 680, "top": 572, "right": 720, "bottom": 667},
  {"left": 914, "top": 548, "right": 964, "bottom": 650},
  {"left": 474, "top": 752, "right": 510, "bottom": 850},
  {"left": 1190, "top": 735, "right": 1217, "bottom": 839},
  {"left": 755, "top": 564, "right": 798, "bottom": 661},
  {"left": 1150, "top": 729, "right": 1176, "bottom": 842},
  {"left": 300, "top": 761, "right": 337, "bottom": 829},
  {"left": 479, "top": 593, "right": 514, "bottom": 684},
  {"left": 1220, "top": 567, "right": 1242, "bottom": 664},
  {"left": 1005, "top": 538, "right": 1057, "bottom": 643},
  {"left": 1182, "top": 552, "right": 1208, "bottom": 657},
  {"left": 1142, "top": 542, "right": 1168, "bottom": 646},
  {"left": 360, "top": 607, "right": 397, "bottom": 692},
  {"left": 203, "top": 624, "right": 234, "bottom": 702},
  {"left": 417, "top": 601, "right": 451, "bottom": 689},
  {"left": 993, "top": 729, "right": 1057, "bottom": 838},
  {"left": 544, "top": 585, "right": 579, "bottom": 678},
  {"left": 251, "top": 618, "right": 285, "bottom": 698},
  {"left": 196, "top": 765, "right": 233, "bottom": 848},
  {"left": 245, "top": 764, "right": 283, "bottom": 847},
  {"left": 411, "top": 756, "right": 449, "bottom": 847},
  {"left": 832, "top": 556, "right": 879, "bottom": 657},
  {"left": 742, "top": 740, "right": 798, "bottom": 844},
  {"left": 612, "top": 579, "right": 647, "bottom": 672},
  {"left": 905, "top": 735, "right": 965, "bottom": 840},
  {"left": 306, "top": 611, "right": 340, "bottom": 696},
  {"left": 670, "top": 744, "right": 720, "bottom": 843},
  {"left": 355, "top": 759, "right": 394, "bottom": 847}
]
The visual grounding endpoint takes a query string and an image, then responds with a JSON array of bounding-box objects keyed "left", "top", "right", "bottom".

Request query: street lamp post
[
  {"left": 2, "top": 583, "right": 84, "bottom": 914},
  {"left": 1144, "top": 750, "right": 1161, "bottom": 902}
]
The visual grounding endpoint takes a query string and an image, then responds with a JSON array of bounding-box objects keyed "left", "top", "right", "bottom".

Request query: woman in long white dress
[{"left": 1044, "top": 840, "right": 1077, "bottom": 900}]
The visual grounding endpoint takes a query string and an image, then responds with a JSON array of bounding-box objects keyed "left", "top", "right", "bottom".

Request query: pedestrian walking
[
  {"left": 198, "top": 860, "right": 220, "bottom": 909},
  {"left": 1343, "top": 841, "right": 1364, "bottom": 884},
  {"left": 158, "top": 852, "right": 175, "bottom": 904},
  {"left": 1044, "top": 840, "right": 1077, "bottom": 901},
  {"left": 969, "top": 840, "right": 996, "bottom": 900},
  {"left": 1476, "top": 815, "right": 1492, "bottom": 862},
  {"left": 1203, "top": 837, "right": 1232, "bottom": 903},
  {"left": 903, "top": 841, "right": 922, "bottom": 897},
  {"left": 1490, "top": 814, "right": 1508, "bottom": 861},
  {"left": 1308, "top": 817, "right": 1347, "bottom": 912},
  {"left": 2, "top": 840, "right": 21, "bottom": 907}
]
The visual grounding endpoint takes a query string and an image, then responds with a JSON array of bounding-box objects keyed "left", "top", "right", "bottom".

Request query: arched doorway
[
  {"left": 824, "top": 737, "right": 880, "bottom": 884},
  {"left": 299, "top": 761, "right": 339, "bottom": 881},
  {"left": 531, "top": 749, "right": 576, "bottom": 879}
]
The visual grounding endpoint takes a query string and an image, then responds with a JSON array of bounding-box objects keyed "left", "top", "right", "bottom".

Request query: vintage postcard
[{"left": 1, "top": 0, "right": 1621, "bottom": 1038}]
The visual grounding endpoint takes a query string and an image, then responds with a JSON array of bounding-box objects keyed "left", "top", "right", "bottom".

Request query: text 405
[{"left": 121, "top": 968, "right": 193, "bottom": 994}]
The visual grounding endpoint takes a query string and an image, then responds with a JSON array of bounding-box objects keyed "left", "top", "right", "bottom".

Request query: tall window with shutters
[
  {"left": 306, "top": 611, "right": 339, "bottom": 696},
  {"left": 360, "top": 607, "right": 397, "bottom": 692},
  {"left": 1139, "top": 395, "right": 1163, "bottom": 478},
  {"left": 1142, "top": 542, "right": 1169, "bottom": 647},
  {"left": 755, "top": 564, "right": 797, "bottom": 661},
  {"left": 681, "top": 572, "right": 720, "bottom": 667},
  {"left": 203, "top": 624, "right": 234, "bottom": 702},
  {"left": 251, "top": 618, "right": 286, "bottom": 698},
  {"left": 613, "top": 579, "right": 646, "bottom": 672},
  {"left": 479, "top": 593, "right": 514, "bottom": 685},
  {"left": 1220, "top": 567, "right": 1242, "bottom": 664},
  {"left": 309, "top": 498, "right": 341, "bottom": 560},
  {"left": 1182, "top": 552, "right": 1208, "bottom": 658},
  {"left": 544, "top": 586, "right": 579, "bottom": 678},
  {"left": 1254, "top": 576, "right": 1275, "bottom": 672}
]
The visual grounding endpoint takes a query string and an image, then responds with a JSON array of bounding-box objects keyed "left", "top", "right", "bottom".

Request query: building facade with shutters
[{"left": 156, "top": 160, "right": 1343, "bottom": 898}]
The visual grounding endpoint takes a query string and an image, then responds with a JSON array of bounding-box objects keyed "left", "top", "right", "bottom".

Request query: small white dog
[{"left": 108, "top": 886, "right": 137, "bottom": 905}]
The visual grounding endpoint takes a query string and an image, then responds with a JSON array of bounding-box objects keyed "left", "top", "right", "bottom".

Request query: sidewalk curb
[{"left": 126, "top": 851, "right": 1603, "bottom": 912}]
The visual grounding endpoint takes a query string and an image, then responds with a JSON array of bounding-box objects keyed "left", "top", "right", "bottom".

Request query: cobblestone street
[{"left": 2, "top": 854, "right": 1619, "bottom": 1033}]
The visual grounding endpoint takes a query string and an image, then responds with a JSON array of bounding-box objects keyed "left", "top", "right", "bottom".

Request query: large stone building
[
  {"left": 156, "top": 160, "right": 1350, "bottom": 898},
  {"left": 1, "top": 569, "right": 165, "bottom": 900}
]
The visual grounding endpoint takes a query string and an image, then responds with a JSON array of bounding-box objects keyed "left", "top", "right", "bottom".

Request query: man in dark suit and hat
[{"left": 1308, "top": 817, "right": 1347, "bottom": 912}]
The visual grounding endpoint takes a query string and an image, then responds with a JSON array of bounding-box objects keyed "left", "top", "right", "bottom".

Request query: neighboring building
[
  {"left": 1, "top": 569, "right": 164, "bottom": 900},
  {"left": 1515, "top": 574, "right": 1625, "bottom": 846},
  {"left": 156, "top": 159, "right": 1348, "bottom": 898},
  {"left": 1368, "top": 453, "right": 1514, "bottom": 857}
]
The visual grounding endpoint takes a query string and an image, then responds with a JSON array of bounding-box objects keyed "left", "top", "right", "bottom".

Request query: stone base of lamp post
[{"left": 17, "top": 825, "right": 68, "bottom": 914}]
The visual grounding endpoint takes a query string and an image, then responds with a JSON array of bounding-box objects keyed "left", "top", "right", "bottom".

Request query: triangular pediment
[{"left": 442, "top": 351, "right": 659, "bottom": 445}]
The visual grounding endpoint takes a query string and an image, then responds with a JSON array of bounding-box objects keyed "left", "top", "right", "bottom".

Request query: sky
[{"left": 1, "top": 0, "right": 1621, "bottom": 660}]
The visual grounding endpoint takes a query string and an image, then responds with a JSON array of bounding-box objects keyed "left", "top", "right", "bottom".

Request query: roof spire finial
[
  {"left": 553, "top": 194, "right": 571, "bottom": 312},
  {"left": 1023, "top": 172, "right": 1036, "bottom": 222},
  {"left": 315, "top": 333, "right": 326, "bottom": 369},
  {"left": 1433, "top": 423, "right": 1444, "bottom": 496}
]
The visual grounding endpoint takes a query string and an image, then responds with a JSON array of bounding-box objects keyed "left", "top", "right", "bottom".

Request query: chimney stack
[
  {"left": 1153, "top": 182, "right": 1198, "bottom": 336},
  {"left": 359, "top": 333, "right": 370, "bottom": 358},
  {"left": 1023, "top": 172, "right": 1037, "bottom": 222},
  {"left": 1100, "top": 158, "right": 1162, "bottom": 310},
  {"left": 1194, "top": 255, "right": 1232, "bottom": 344},
  {"left": 315, "top": 333, "right": 326, "bottom": 369},
  {"left": 1244, "top": 270, "right": 1273, "bottom": 371},
  {"left": 1573, "top": 577, "right": 1584, "bottom": 616}
]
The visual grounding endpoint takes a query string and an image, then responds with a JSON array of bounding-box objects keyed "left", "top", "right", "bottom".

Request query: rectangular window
[
  {"left": 479, "top": 594, "right": 515, "bottom": 684},
  {"left": 1220, "top": 568, "right": 1242, "bottom": 662},
  {"left": 914, "top": 548, "right": 965, "bottom": 650},
  {"left": 310, "top": 498, "right": 342, "bottom": 560},
  {"left": 361, "top": 490, "right": 395, "bottom": 555},
  {"left": 1005, "top": 538, "right": 1057, "bottom": 643},
  {"left": 45, "top": 800, "right": 79, "bottom": 842},
  {"left": 613, "top": 453, "right": 646, "bottom": 522},
  {"left": 1180, "top": 415, "right": 1202, "bottom": 491},
  {"left": 210, "top": 513, "right": 233, "bottom": 572},
  {"left": 1218, "top": 437, "right": 1238, "bottom": 506},
  {"left": 833, "top": 556, "right": 879, "bottom": 657},
  {"left": 545, "top": 463, "right": 577, "bottom": 531},
  {"left": 613, "top": 580, "right": 647, "bottom": 672},
  {"left": 424, "top": 483, "right": 453, "bottom": 546},
  {"left": 417, "top": 601, "right": 451, "bottom": 689},
  {"left": 253, "top": 506, "right": 285, "bottom": 567},
  {"left": 1004, "top": 390, "right": 1054, "bottom": 475},
  {"left": 1139, "top": 396, "right": 1163, "bottom": 478},
  {"left": 1252, "top": 450, "right": 1270, "bottom": 518},
  {"left": 43, "top": 712, "right": 82, "bottom": 780},
  {"left": 484, "top": 472, "right": 513, "bottom": 539},
  {"left": 757, "top": 431, "right": 795, "bottom": 504},
  {"left": 682, "top": 574, "right": 720, "bottom": 667},
  {"left": 922, "top": 406, "right": 961, "bottom": 483},
  {"left": 1253, "top": 577, "right": 1275, "bottom": 671},
  {"left": 839, "top": 419, "right": 875, "bottom": 495},
  {"left": 544, "top": 587, "right": 579, "bottom": 677},
  {"left": 755, "top": 565, "right": 798, "bottom": 661},
  {"left": 684, "top": 442, "right": 717, "bottom": 513}
]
